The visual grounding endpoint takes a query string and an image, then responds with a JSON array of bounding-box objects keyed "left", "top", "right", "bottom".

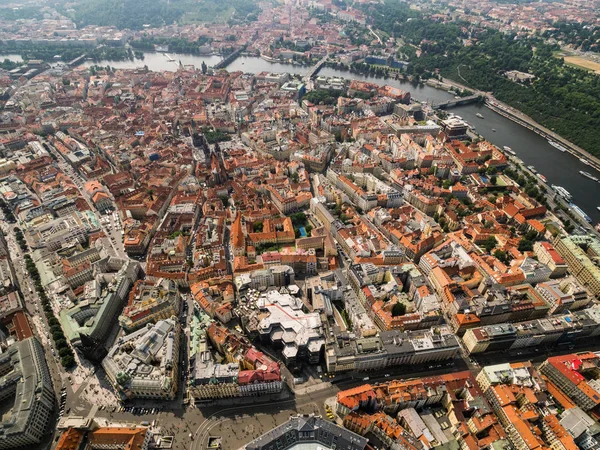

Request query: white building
[{"left": 103, "top": 318, "right": 180, "bottom": 400}]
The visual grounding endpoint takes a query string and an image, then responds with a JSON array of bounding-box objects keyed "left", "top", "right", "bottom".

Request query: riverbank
[
  {"left": 424, "top": 76, "right": 600, "bottom": 173},
  {"left": 484, "top": 98, "right": 600, "bottom": 173}
]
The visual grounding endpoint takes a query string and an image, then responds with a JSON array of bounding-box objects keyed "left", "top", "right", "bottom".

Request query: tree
[
  {"left": 52, "top": 330, "right": 65, "bottom": 341},
  {"left": 61, "top": 355, "right": 75, "bottom": 368},
  {"left": 494, "top": 249, "right": 509, "bottom": 264},
  {"left": 482, "top": 236, "right": 497, "bottom": 252},
  {"left": 518, "top": 239, "right": 534, "bottom": 252},
  {"left": 490, "top": 175, "right": 497, "bottom": 185},
  {"left": 392, "top": 302, "right": 406, "bottom": 317}
]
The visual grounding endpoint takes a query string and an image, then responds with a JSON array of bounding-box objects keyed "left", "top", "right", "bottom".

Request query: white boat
[
  {"left": 527, "top": 165, "right": 537, "bottom": 174},
  {"left": 579, "top": 158, "right": 591, "bottom": 165},
  {"left": 503, "top": 146, "right": 516, "bottom": 155},
  {"left": 548, "top": 140, "right": 568, "bottom": 152},
  {"left": 537, "top": 173, "right": 547, "bottom": 183},
  {"left": 552, "top": 185, "right": 573, "bottom": 202},
  {"left": 570, "top": 203, "right": 592, "bottom": 223},
  {"left": 580, "top": 171, "right": 599, "bottom": 182},
  {"left": 476, "top": 113, "right": 484, "bottom": 119}
]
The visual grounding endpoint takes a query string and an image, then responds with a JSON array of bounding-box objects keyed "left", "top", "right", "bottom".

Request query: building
[
  {"left": 0, "top": 338, "right": 54, "bottom": 449},
  {"left": 26, "top": 212, "right": 89, "bottom": 251},
  {"left": 336, "top": 371, "right": 508, "bottom": 450},
  {"left": 440, "top": 118, "right": 469, "bottom": 139},
  {"left": 83, "top": 180, "right": 113, "bottom": 213},
  {"left": 119, "top": 278, "right": 181, "bottom": 332},
  {"left": 539, "top": 353, "right": 600, "bottom": 412},
  {"left": 559, "top": 407, "right": 600, "bottom": 450},
  {"left": 554, "top": 235, "right": 600, "bottom": 297},
  {"left": 244, "top": 415, "right": 368, "bottom": 450},
  {"left": 240, "top": 290, "right": 325, "bottom": 365},
  {"left": 534, "top": 241, "right": 568, "bottom": 278},
  {"left": 535, "top": 277, "right": 591, "bottom": 315},
  {"left": 234, "top": 265, "right": 295, "bottom": 291},
  {"left": 55, "top": 427, "right": 151, "bottom": 450},
  {"left": 188, "top": 317, "right": 283, "bottom": 401},
  {"left": 60, "top": 259, "right": 140, "bottom": 362},
  {"left": 478, "top": 363, "right": 578, "bottom": 450},
  {"left": 325, "top": 326, "right": 460, "bottom": 374},
  {"left": 463, "top": 307, "right": 600, "bottom": 354},
  {"left": 103, "top": 318, "right": 180, "bottom": 400}
]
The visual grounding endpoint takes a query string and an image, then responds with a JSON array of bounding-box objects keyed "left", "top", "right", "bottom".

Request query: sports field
[{"left": 563, "top": 55, "right": 600, "bottom": 74}]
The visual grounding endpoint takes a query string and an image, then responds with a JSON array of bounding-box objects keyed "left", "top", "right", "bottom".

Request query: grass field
[{"left": 562, "top": 55, "right": 600, "bottom": 74}]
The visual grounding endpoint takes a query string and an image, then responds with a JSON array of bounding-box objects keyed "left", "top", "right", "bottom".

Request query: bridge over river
[
  {"left": 432, "top": 94, "right": 483, "bottom": 109},
  {"left": 302, "top": 55, "right": 329, "bottom": 82}
]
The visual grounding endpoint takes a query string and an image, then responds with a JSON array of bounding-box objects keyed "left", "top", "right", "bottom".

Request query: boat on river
[
  {"left": 503, "top": 146, "right": 516, "bottom": 155},
  {"left": 570, "top": 203, "right": 592, "bottom": 223},
  {"left": 476, "top": 113, "right": 484, "bottom": 119},
  {"left": 548, "top": 140, "right": 568, "bottom": 152},
  {"left": 552, "top": 185, "right": 572, "bottom": 202},
  {"left": 580, "top": 171, "right": 599, "bottom": 182}
]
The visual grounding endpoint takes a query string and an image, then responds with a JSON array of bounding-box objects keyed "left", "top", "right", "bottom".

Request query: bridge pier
[{"left": 432, "top": 94, "right": 484, "bottom": 110}]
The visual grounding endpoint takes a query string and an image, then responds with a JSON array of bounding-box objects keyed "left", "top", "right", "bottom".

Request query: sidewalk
[{"left": 293, "top": 381, "right": 333, "bottom": 397}]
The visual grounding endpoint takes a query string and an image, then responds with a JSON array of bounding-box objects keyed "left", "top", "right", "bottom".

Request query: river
[
  {"left": 452, "top": 104, "right": 600, "bottom": 224},
  {"left": 5, "top": 50, "right": 600, "bottom": 223},
  {"left": 81, "top": 52, "right": 223, "bottom": 71}
]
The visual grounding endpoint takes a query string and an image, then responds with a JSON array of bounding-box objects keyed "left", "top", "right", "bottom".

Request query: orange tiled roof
[{"left": 55, "top": 428, "right": 84, "bottom": 450}]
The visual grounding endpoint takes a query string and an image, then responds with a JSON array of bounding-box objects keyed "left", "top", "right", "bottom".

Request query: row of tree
[
  {"left": 24, "top": 254, "right": 76, "bottom": 369},
  {"left": 131, "top": 36, "right": 214, "bottom": 54}
]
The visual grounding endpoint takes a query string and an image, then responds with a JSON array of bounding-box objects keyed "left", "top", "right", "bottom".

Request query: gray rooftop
[{"left": 244, "top": 415, "right": 368, "bottom": 450}]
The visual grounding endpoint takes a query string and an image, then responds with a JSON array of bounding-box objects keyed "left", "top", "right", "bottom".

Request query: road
[
  {"left": 367, "top": 26, "right": 383, "bottom": 45},
  {"left": 44, "top": 138, "right": 128, "bottom": 258},
  {"left": 0, "top": 219, "right": 66, "bottom": 449},
  {"left": 71, "top": 357, "right": 468, "bottom": 450},
  {"left": 56, "top": 323, "right": 600, "bottom": 449},
  {"left": 0, "top": 222, "right": 64, "bottom": 388}
]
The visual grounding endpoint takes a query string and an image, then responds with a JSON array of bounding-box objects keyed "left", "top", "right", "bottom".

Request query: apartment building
[
  {"left": 539, "top": 353, "right": 600, "bottom": 412},
  {"left": 119, "top": 278, "right": 181, "bottom": 332},
  {"left": 60, "top": 259, "right": 140, "bottom": 361},
  {"left": 245, "top": 415, "right": 368, "bottom": 450},
  {"left": 534, "top": 241, "right": 568, "bottom": 278},
  {"left": 189, "top": 319, "right": 283, "bottom": 401},
  {"left": 535, "top": 277, "right": 592, "bottom": 315},
  {"left": 554, "top": 235, "right": 600, "bottom": 297},
  {"left": 325, "top": 326, "right": 459, "bottom": 374},
  {"left": 0, "top": 338, "right": 54, "bottom": 449},
  {"left": 56, "top": 427, "right": 151, "bottom": 450},
  {"left": 103, "top": 318, "right": 180, "bottom": 400}
]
